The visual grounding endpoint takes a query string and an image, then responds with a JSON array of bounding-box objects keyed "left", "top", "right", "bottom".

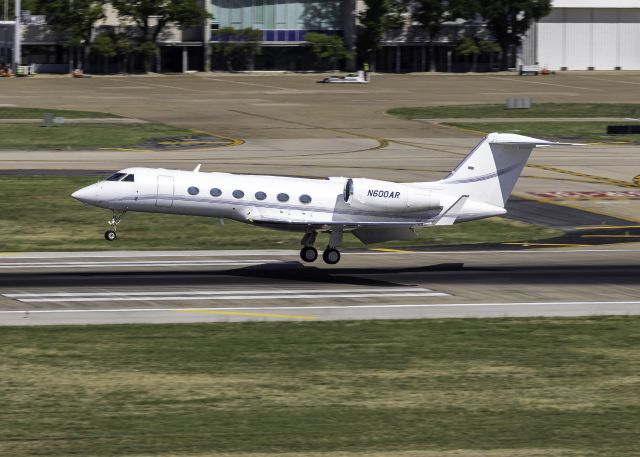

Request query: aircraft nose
[{"left": 71, "top": 185, "right": 97, "bottom": 204}]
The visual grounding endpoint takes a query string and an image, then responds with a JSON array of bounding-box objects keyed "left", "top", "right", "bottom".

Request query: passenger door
[{"left": 156, "top": 175, "right": 174, "bottom": 208}]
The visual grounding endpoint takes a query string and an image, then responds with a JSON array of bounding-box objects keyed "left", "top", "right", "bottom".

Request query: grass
[
  {"left": 1, "top": 317, "right": 640, "bottom": 456},
  {"left": 0, "top": 124, "right": 194, "bottom": 149},
  {"left": 0, "top": 107, "right": 120, "bottom": 119},
  {"left": 388, "top": 103, "right": 640, "bottom": 119},
  {"left": 0, "top": 175, "right": 561, "bottom": 251},
  {"left": 0, "top": 107, "right": 193, "bottom": 149},
  {"left": 445, "top": 122, "right": 640, "bottom": 144}
]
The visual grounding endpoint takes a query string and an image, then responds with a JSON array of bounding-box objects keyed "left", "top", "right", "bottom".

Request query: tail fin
[{"left": 437, "top": 133, "right": 577, "bottom": 208}]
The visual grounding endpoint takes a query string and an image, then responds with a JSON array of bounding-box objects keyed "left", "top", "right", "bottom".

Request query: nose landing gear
[{"left": 104, "top": 210, "right": 125, "bottom": 241}]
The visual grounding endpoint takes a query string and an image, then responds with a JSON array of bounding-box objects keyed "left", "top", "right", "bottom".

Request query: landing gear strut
[
  {"left": 300, "top": 229, "right": 318, "bottom": 263},
  {"left": 322, "top": 226, "right": 343, "bottom": 265},
  {"left": 300, "top": 227, "right": 344, "bottom": 264},
  {"left": 104, "top": 210, "right": 125, "bottom": 241}
]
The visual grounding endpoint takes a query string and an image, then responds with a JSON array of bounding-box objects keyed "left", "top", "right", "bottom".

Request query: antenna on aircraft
[{"left": 193, "top": 164, "right": 201, "bottom": 173}]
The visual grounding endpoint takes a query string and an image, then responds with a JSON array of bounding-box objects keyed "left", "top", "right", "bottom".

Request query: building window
[
  {"left": 233, "top": 190, "right": 245, "bottom": 199},
  {"left": 210, "top": 188, "right": 222, "bottom": 197},
  {"left": 255, "top": 191, "right": 267, "bottom": 200},
  {"left": 299, "top": 194, "right": 312, "bottom": 204},
  {"left": 277, "top": 193, "right": 289, "bottom": 202},
  {"left": 188, "top": 186, "right": 199, "bottom": 195}
]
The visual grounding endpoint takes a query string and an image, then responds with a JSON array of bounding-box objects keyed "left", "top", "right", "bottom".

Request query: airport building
[
  {"left": 523, "top": 0, "right": 640, "bottom": 71},
  {"left": 3, "top": 0, "right": 640, "bottom": 73},
  {"left": 208, "top": 0, "right": 355, "bottom": 70},
  {"left": 0, "top": 0, "right": 356, "bottom": 73}
]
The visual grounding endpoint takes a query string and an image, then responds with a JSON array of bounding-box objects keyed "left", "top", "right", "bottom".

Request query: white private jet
[{"left": 72, "top": 133, "right": 573, "bottom": 264}]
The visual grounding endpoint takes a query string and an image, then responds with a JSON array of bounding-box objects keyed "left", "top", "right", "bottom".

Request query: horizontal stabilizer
[
  {"left": 432, "top": 195, "right": 469, "bottom": 226},
  {"left": 487, "top": 132, "right": 584, "bottom": 147}
]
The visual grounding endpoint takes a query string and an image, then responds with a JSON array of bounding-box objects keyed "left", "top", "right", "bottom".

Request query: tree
[
  {"left": 111, "top": 33, "right": 135, "bottom": 73},
  {"left": 91, "top": 33, "right": 115, "bottom": 73},
  {"left": 235, "top": 28, "right": 262, "bottom": 71},
  {"left": 305, "top": 32, "right": 349, "bottom": 70},
  {"left": 456, "top": 37, "right": 499, "bottom": 72},
  {"left": 6, "top": 0, "right": 41, "bottom": 16},
  {"left": 408, "top": 0, "right": 477, "bottom": 72},
  {"left": 212, "top": 27, "right": 262, "bottom": 72},
  {"left": 111, "top": 0, "right": 208, "bottom": 72},
  {"left": 480, "top": 0, "right": 552, "bottom": 70},
  {"left": 356, "top": 0, "right": 390, "bottom": 71},
  {"left": 37, "top": 0, "right": 106, "bottom": 71}
]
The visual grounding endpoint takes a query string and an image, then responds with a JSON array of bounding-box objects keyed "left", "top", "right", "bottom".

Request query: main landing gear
[
  {"left": 104, "top": 210, "right": 125, "bottom": 241},
  {"left": 299, "top": 227, "right": 343, "bottom": 265}
]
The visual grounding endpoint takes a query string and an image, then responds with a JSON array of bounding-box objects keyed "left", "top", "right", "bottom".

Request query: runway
[
  {"left": 1, "top": 246, "right": 639, "bottom": 325},
  {"left": 3, "top": 74, "right": 640, "bottom": 326}
]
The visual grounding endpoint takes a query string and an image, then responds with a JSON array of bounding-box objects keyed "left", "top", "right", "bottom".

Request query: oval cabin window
[
  {"left": 188, "top": 186, "right": 199, "bottom": 196},
  {"left": 233, "top": 190, "right": 245, "bottom": 199},
  {"left": 210, "top": 188, "right": 222, "bottom": 197},
  {"left": 277, "top": 193, "right": 289, "bottom": 202}
]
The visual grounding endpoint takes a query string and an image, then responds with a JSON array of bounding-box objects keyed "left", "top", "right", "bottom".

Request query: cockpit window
[
  {"left": 122, "top": 174, "right": 135, "bottom": 182},
  {"left": 106, "top": 172, "right": 126, "bottom": 181}
]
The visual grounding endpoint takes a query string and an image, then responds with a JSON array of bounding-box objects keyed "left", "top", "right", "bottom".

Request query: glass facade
[{"left": 211, "top": 0, "right": 343, "bottom": 42}]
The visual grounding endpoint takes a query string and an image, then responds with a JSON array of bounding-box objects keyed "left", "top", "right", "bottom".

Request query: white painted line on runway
[
  {"left": 0, "top": 250, "right": 297, "bottom": 259},
  {"left": 15, "top": 293, "right": 448, "bottom": 302},
  {"left": 2, "top": 247, "right": 639, "bottom": 261},
  {"left": 3, "top": 287, "right": 450, "bottom": 303},
  {"left": 352, "top": 248, "right": 640, "bottom": 255},
  {"left": 1, "top": 300, "right": 639, "bottom": 314},
  {"left": 5, "top": 287, "right": 433, "bottom": 298}
]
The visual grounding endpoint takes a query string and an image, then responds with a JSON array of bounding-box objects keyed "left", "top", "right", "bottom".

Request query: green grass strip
[
  {"left": 0, "top": 124, "right": 194, "bottom": 149},
  {"left": 445, "top": 121, "right": 640, "bottom": 144},
  {"left": 388, "top": 103, "right": 640, "bottom": 119},
  {"left": 1, "top": 317, "right": 639, "bottom": 456},
  {"left": 0, "top": 107, "right": 121, "bottom": 119},
  {"left": 0, "top": 175, "right": 561, "bottom": 251}
]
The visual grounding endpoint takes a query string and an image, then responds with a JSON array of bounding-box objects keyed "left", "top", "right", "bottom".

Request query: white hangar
[{"left": 523, "top": 0, "right": 640, "bottom": 71}]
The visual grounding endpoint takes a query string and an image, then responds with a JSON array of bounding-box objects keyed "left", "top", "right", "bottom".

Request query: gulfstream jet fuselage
[{"left": 72, "top": 133, "right": 575, "bottom": 264}]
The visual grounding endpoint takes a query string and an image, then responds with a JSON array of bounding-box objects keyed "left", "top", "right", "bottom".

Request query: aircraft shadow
[{"left": 0, "top": 262, "right": 639, "bottom": 289}]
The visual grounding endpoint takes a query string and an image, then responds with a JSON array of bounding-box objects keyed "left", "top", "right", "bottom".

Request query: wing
[{"left": 250, "top": 195, "right": 470, "bottom": 231}]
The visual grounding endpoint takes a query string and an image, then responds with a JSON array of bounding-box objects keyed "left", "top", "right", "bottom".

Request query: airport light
[{"left": 13, "top": 0, "right": 20, "bottom": 71}]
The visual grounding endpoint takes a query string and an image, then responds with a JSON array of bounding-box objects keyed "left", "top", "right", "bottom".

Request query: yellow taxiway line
[
  {"left": 189, "top": 129, "right": 245, "bottom": 147},
  {"left": 98, "top": 147, "right": 154, "bottom": 152},
  {"left": 503, "top": 242, "right": 592, "bottom": 247},
  {"left": 576, "top": 225, "right": 640, "bottom": 230},
  {"left": 527, "top": 163, "right": 639, "bottom": 189},
  {"left": 580, "top": 234, "right": 640, "bottom": 238}
]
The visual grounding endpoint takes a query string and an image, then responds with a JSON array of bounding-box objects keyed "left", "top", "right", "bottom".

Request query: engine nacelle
[{"left": 343, "top": 178, "right": 441, "bottom": 212}]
